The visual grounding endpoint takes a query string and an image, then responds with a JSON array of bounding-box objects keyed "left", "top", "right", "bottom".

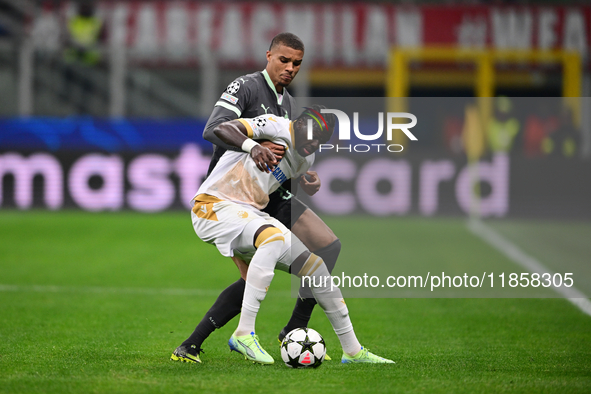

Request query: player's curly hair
[{"left": 269, "top": 32, "right": 305, "bottom": 52}]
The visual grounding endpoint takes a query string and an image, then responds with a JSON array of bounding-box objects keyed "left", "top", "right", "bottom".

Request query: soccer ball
[{"left": 280, "top": 327, "right": 326, "bottom": 368}]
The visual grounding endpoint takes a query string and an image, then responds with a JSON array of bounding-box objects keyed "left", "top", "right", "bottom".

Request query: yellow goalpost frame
[{"left": 387, "top": 47, "right": 582, "bottom": 126}]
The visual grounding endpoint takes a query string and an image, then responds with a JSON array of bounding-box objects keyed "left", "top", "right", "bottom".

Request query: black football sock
[
  {"left": 182, "top": 278, "right": 245, "bottom": 350},
  {"left": 280, "top": 239, "right": 342, "bottom": 340},
  {"left": 279, "top": 297, "right": 317, "bottom": 341}
]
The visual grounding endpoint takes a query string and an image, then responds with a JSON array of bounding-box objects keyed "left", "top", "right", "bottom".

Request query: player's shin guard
[
  {"left": 280, "top": 241, "right": 340, "bottom": 339},
  {"left": 235, "top": 228, "right": 284, "bottom": 336},
  {"left": 289, "top": 238, "right": 342, "bottom": 303},
  {"left": 303, "top": 260, "right": 362, "bottom": 357},
  {"left": 322, "top": 304, "right": 361, "bottom": 356}
]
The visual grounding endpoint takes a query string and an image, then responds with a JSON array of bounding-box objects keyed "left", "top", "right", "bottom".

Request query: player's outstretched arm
[{"left": 214, "top": 120, "right": 278, "bottom": 173}]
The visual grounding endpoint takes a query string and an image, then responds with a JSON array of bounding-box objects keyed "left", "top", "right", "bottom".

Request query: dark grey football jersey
[
  {"left": 215, "top": 70, "right": 296, "bottom": 120},
  {"left": 204, "top": 70, "right": 298, "bottom": 175}
]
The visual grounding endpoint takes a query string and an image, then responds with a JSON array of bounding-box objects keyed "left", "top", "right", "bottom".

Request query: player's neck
[{"left": 262, "top": 68, "right": 285, "bottom": 97}]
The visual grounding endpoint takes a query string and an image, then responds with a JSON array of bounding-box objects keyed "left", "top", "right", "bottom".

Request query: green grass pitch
[{"left": 1, "top": 211, "right": 590, "bottom": 393}]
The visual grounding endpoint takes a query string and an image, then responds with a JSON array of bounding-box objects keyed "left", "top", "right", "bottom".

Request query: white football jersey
[{"left": 195, "top": 114, "right": 314, "bottom": 210}]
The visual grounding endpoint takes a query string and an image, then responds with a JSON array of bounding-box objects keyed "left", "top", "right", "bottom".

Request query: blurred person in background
[
  {"left": 523, "top": 101, "right": 559, "bottom": 158},
  {"left": 542, "top": 106, "right": 580, "bottom": 159},
  {"left": 487, "top": 96, "right": 520, "bottom": 154},
  {"left": 61, "top": 1, "right": 106, "bottom": 114}
]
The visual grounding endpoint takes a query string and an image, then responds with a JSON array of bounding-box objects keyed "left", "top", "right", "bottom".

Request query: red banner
[{"left": 32, "top": 2, "right": 591, "bottom": 66}]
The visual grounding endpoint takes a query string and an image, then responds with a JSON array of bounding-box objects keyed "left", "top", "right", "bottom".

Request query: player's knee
[
  {"left": 254, "top": 226, "right": 285, "bottom": 249},
  {"left": 316, "top": 238, "right": 341, "bottom": 274},
  {"left": 295, "top": 253, "right": 325, "bottom": 278}
]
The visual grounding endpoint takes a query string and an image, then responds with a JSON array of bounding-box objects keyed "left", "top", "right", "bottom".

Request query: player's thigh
[
  {"left": 192, "top": 200, "right": 263, "bottom": 258},
  {"left": 233, "top": 217, "right": 276, "bottom": 255},
  {"left": 291, "top": 209, "right": 337, "bottom": 252},
  {"left": 238, "top": 217, "right": 308, "bottom": 274},
  {"left": 264, "top": 194, "right": 336, "bottom": 252},
  {"left": 262, "top": 189, "right": 294, "bottom": 229},
  {"left": 274, "top": 221, "right": 308, "bottom": 274}
]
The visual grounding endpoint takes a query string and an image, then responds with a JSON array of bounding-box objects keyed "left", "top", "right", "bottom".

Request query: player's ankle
[
  {"left": 345, "top": 345, "right": 362, "bottom": 357},
  {"left": 234, "top": 329, "right": 251, "bottom": 337}
]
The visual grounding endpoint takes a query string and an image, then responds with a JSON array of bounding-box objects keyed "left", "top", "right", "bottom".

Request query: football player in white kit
[{"left": 192, "top": 105, "right": 394, "bottom": 365}]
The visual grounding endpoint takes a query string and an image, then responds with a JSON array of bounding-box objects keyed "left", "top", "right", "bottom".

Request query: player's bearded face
[
  {"left": 294, "top": 120, "right": 327, "bottom": 157},
  {"left": 266, "top": 45, "right": 304, "bottom": 91}
]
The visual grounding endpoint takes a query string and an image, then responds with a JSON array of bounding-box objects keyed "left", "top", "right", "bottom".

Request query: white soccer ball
[{"left": 280, "top": 327, "right": 326, "bottom": 368}]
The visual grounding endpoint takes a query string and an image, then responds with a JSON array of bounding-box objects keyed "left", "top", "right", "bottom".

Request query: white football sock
[
  {"left": 235, "top": 232, "right": 283, "bottom": 336},
  {"left": 323, "top": 304, "right": 361, "bottom": 356},
  {"left": 235, "top": 282, "right": 267, "bottom": 336},
  {"left": 301, "top": 257, "right": 362, "bottom": 356}
]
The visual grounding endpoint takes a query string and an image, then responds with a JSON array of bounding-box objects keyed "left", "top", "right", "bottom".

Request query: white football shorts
[{"left": 191, "top": 194, "right": 306, "bottom": 272}]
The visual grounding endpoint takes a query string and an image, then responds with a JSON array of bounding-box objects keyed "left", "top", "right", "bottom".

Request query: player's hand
[
  {"left": 251, "top": 145, "right": 277, "bottom": 173},
  {"left": 299, "top": 171, "right": 321, "bottom": 196},
  {"left": 259, "top": 140, "right": 286, "bottom": 161}
]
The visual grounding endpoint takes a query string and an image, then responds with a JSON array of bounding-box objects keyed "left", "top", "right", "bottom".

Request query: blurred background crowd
[{"left": 0, "top": 0, "right": 589, "bottom": 217}]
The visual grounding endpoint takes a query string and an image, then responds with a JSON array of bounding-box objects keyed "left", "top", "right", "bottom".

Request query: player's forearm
[
  {"left": 204, "top": 124, "right": 240, "bottom": 151},
  {"left": 213, "top": 121, "right": 249, "bottom": 150},
  {"left": 214, "top": 121, "right": 276, "bottom": 172}
]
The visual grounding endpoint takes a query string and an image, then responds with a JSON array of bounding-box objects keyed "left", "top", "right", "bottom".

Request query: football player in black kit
[{"left": 172, "top": 33, "right": 342, "bottom": 363}]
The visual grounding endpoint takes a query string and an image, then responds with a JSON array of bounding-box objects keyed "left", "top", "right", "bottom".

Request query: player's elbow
[
  {"left": 213, "top": 124, "right": 232, "bottom": 143},
  {"left": 203, "top": 126, "right": 217, "bottom": 143}
]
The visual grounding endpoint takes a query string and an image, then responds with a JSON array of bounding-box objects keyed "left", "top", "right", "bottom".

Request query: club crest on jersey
[
  {"left": 226, "top": 81, "right": 241, "bottom": 95},
  {"left": 237, "top": 211, "right": 248, "bottom": 219}
]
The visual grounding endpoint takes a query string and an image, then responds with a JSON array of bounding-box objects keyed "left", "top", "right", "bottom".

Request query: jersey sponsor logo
[
  {"left": 272, "top": 166, "right": 287, "bottom": 183},
  {"left": 221, "top": 92, "right": 239, "bottom": 105},
  {"left": 261, "top": 104, "right": 270, "bottom": 114},
  {"left": 226, "top": 81, "right": 241, "bottom": 95},
  {"left": 239, "top": 78, "right": 248, "bottom": 83}
]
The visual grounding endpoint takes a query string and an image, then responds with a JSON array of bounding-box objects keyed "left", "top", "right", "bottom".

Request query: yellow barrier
[{"left": 387, "top": 47, "right": 581, "bottom": 125}]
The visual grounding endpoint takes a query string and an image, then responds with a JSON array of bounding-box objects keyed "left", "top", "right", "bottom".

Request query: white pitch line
[
  {"left": 0, "top": 284, "right": 294, "bottom": 298},
  {"left": 0, "top": 284, "right": 224, "bottom": 297},
  {"left": 467, "top": 218, "right": 591, "bottom": 317}
]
